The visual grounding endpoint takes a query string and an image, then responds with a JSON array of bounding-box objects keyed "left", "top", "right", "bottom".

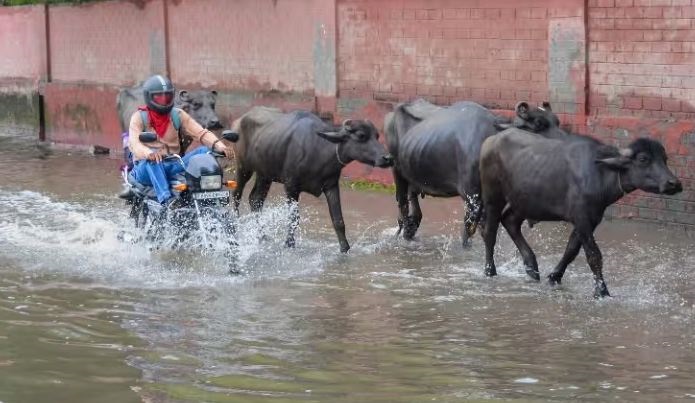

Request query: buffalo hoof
[
  {"left": 547, "top": 274, "right": 562, "bottom": 286},
  {"left": 461, "top": 237, "right": 472, "bottom": 249},
  {"left": 340, "top": 244, "right": 350, "bottom": 254},
  {"left": 526, "top": 268, "right": 540, "bottom": 281},
  {"left": 402, "top": 217, "right": 419, "bottom": 240},
  {"left": 285, "top": 238, "right": 296, "bottom": 248},
  {"left": 403, "top": 226, "right": 417, "bottom": 240},
  {"left": 403, "top": 226, "right": 417, "bottom": 241},
  {"left": 593, "top": 282, "right": 611, "bottom": 299},
  {"left": 484, "top": 264, "right": 497, "bottom": 277},
  {"left": 395, "top": 222, "right": 403, "bottom": 238}
]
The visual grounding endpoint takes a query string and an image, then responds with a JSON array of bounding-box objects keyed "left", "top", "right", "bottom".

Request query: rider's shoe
[{"left": 118, "top": 185, "right": 135, "bottom": 200}]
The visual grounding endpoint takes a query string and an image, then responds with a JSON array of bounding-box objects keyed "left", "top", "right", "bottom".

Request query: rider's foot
[{"left": 118, "top": 186, "right": 135, "bottom": 200}]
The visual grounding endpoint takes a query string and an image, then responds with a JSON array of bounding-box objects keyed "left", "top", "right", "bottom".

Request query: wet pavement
[{"left": 0, "top": 132, "right": 694, "bottom": 402}]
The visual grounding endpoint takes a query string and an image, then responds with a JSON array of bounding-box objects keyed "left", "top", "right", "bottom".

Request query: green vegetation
[{"left": 342, "top": 179, "right": 396, "bottom": 194}]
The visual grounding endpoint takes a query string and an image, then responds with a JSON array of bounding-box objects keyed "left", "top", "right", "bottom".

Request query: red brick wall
[
  {"left": 49, "top": 0, "right": 165, "bottom": 85},
  {"left": 167, "top": 0, "right": 316, "bottom": 92},
  {"left": 337, "top": 0, "right": 585, "bottom": 112},
  {"left": 0, "top": 5, "right": 46, "bottom": 80},
  {"left": 586, "top": 0, "right": 695, "bottom": 226},
  {"left": 43, "top": 82, "right": 122, "bottom": 151},
  {"left": 589, "top": 0, "right": 695, "bottom": 119}
]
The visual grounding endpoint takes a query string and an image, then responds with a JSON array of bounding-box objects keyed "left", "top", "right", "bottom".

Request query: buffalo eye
[
  {"left": 352, "top": 131, "right": 368, "bottom": 142},
  {"left": 210, "top": 103, "right": 215, "bottom": 110},
  {"left": 193, "top": 102, "right": 203, "bottom": 109},
  {"left": 637, "top": 154, "right": 651, "bottom": 165}
]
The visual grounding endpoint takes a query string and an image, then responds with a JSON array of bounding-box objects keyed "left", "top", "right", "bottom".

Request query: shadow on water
[{"left": 0, "top": 134, "right": 694, "bottom": 402}]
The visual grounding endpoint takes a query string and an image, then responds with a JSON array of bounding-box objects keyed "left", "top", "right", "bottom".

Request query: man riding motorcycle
[{"left": 120, "top": 74, "right": 233, "bottom": 204}]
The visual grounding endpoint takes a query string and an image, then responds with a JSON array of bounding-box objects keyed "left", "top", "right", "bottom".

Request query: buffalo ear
[
  {"left": 178, "top": 90, "right": 190, "bottom": 102},
  {"left": 596, "top": 157, "right": 630, "bottom": 169},
  {"left": 515, "top": 101, "right": 530, "bottom": 120},
  {"left": 317, "top": 130, "right": 348, "bottom": 143},
  {"left": 541, "top": 101, "right": 552, "bottom": 111},
  {"left": 211, "top": 90, "right": 218, "bottom": 97},
  {"left": 596, "top": 147, "right": 633, "bottom": 169}
]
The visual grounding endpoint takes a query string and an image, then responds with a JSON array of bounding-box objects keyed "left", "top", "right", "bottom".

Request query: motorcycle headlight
[{"left": 200, "top": 175, "right": 222, "bottom": 190}]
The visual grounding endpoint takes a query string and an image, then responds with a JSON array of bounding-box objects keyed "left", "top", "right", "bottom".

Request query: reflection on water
[{"left": 0, "top": 134, "right": 694, "bottom": 402}]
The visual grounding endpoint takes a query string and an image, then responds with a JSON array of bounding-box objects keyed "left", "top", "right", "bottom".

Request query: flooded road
[{"left": 1, "top": 132, "right": 694, "bottom": 402}]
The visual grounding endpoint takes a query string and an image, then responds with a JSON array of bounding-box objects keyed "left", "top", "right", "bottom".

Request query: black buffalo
[
  {"left": 232, "top": 107, "right": 394, "bottom": 252},
  {"left": 385, "top": 98, "right": 562, "bottom": 247},
  {"left": 117, "top": 86, "right": 223, "bottom": 132},
  {"left": 479, "top": 130, "right": 683, "bottom": 298}
]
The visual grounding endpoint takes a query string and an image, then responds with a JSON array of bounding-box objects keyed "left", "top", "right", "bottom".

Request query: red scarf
[{"left": 138, "top": 106, "right": 170, "bottom": 138}]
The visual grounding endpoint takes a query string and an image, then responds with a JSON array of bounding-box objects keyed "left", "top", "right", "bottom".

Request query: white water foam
[{"left": 0, "top": 190, "right": 334, "bottom": 289}]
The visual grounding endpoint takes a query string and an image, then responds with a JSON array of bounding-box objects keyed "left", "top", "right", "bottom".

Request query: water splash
[{"left": 0, "top": 190, "right": 332, "bottom": 289}]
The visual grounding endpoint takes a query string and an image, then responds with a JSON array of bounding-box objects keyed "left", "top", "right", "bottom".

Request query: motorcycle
[{"left": 118, "top": 130, "right": 240, "bottom": 270}]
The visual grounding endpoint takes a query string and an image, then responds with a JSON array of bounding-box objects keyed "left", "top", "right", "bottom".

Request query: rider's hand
[
  {"left": 215, "top": 144, "right": 234, "bottom": 159},
  {"left": 147, "top": 149, "right": 164, "bottom": 163}
]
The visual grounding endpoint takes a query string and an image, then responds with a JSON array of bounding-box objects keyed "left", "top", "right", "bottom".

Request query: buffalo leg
[
  {"left": 461, "top": 193, "right": 482, "bottom": 248},
  {"left": 325, "top": 185, "right": 350, "bottom": 253},
  {"left": 248, "top": 176, "right": 272, "bottom": 212},
  {"left": 284, "top": 183, "right": 301, "bottom": 249},
  {"left": 501, "top": 209, "right": 539, "bottom": 281},
  {"left": 579, "top": 230, "right": 610, "bottom": 298},
  {"left": 404, "top": 191, "right": 423, "bottom": 240},
  {"left": 547, "top": 229, "right": 581, "bottom": 285},
  {"left": 233, "top": 168, "right": 253, "bottom": 214},
  {"left": 482, "top": 202, "right": 503, "bottom": 277},
  {"left": 394, "top": 170, "right": 409, "bottom": 237}
]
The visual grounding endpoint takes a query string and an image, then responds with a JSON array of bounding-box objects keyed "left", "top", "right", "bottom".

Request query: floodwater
[{"left": 0, "top": 131, "right": 694, "bottom": 403}]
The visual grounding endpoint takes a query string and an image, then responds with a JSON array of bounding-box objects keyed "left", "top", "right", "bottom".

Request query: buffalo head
[
  {"left": 496, "top": 101, "right": 566, "bottom": 138},
  {"left": 317, "top": 119, "right": 394, "bottom": 168},
  {"left": 176, "top": 90, "right": 223, "bottom": 129},
  {"left": 597, "top": 138, "right": 683, "bottom": 195}
]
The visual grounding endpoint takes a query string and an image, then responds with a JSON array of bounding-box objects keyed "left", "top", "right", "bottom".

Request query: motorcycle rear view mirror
[
  {"left": 139, "top": 132, "right": 158, "bottom": 143},
  {"left": 221, "top": 130, "right": 239, "bottom": 143}
]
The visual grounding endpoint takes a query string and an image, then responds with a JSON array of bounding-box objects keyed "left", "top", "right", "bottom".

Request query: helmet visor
[{"left": 152, "top": 92, "right": 174, "bottom": 107}]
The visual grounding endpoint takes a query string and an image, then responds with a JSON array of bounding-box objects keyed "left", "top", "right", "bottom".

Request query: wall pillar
[{"left": 312, "top": 0, "right": 338, "bottom": 115}]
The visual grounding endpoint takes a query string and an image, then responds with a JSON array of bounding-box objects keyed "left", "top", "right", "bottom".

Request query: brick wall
[
  {"left": 49, "top": 0, "right": 165, "bottom": 85},
  {"left": 0, "top": 5, "right": 46, "bottom": 80},
  {"left": 589, "top": 0, "right": 695, "bottom": 120},
  {"left": 337, "top": 0, "right": 585, "bottom": 113},
  {"left": 0, "top": 5, "right": 46, "bottom": 134},
  {"left": 586, "top": 0, "right": 695, "bottom": 226},
  {"left": 167, "top": 0, "right": 316, "bottom": 92}
]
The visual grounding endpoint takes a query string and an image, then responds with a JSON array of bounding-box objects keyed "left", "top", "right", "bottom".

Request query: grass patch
[{"left": 342, "top": 179, "right": 396, "bottom": 194}]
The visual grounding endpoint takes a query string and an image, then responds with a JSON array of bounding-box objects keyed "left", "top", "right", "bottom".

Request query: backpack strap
[
  {"left": 171, "top": 107, "right": 182, "bottom": 131},
  {"left": 171, "top": 108, "right": 193, "bottom": 156},
  {"left": 139, "top": 109, "right": 148, "bottom": 130}
]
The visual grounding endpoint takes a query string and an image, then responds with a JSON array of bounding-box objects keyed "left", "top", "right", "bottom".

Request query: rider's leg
[{"left": 133, "top": 160, "right": 173, "bottom": 203}]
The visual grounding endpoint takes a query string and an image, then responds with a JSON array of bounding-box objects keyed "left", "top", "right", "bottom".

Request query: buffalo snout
[
  {"left": 377, "top": 154, "right": 394, "bottom": 168},
  {"left": 207, "top": 118, "right": 223, "bottom": 129},
  {"left": 661, "top": 177, "right": 683, "bottom": 195}
]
